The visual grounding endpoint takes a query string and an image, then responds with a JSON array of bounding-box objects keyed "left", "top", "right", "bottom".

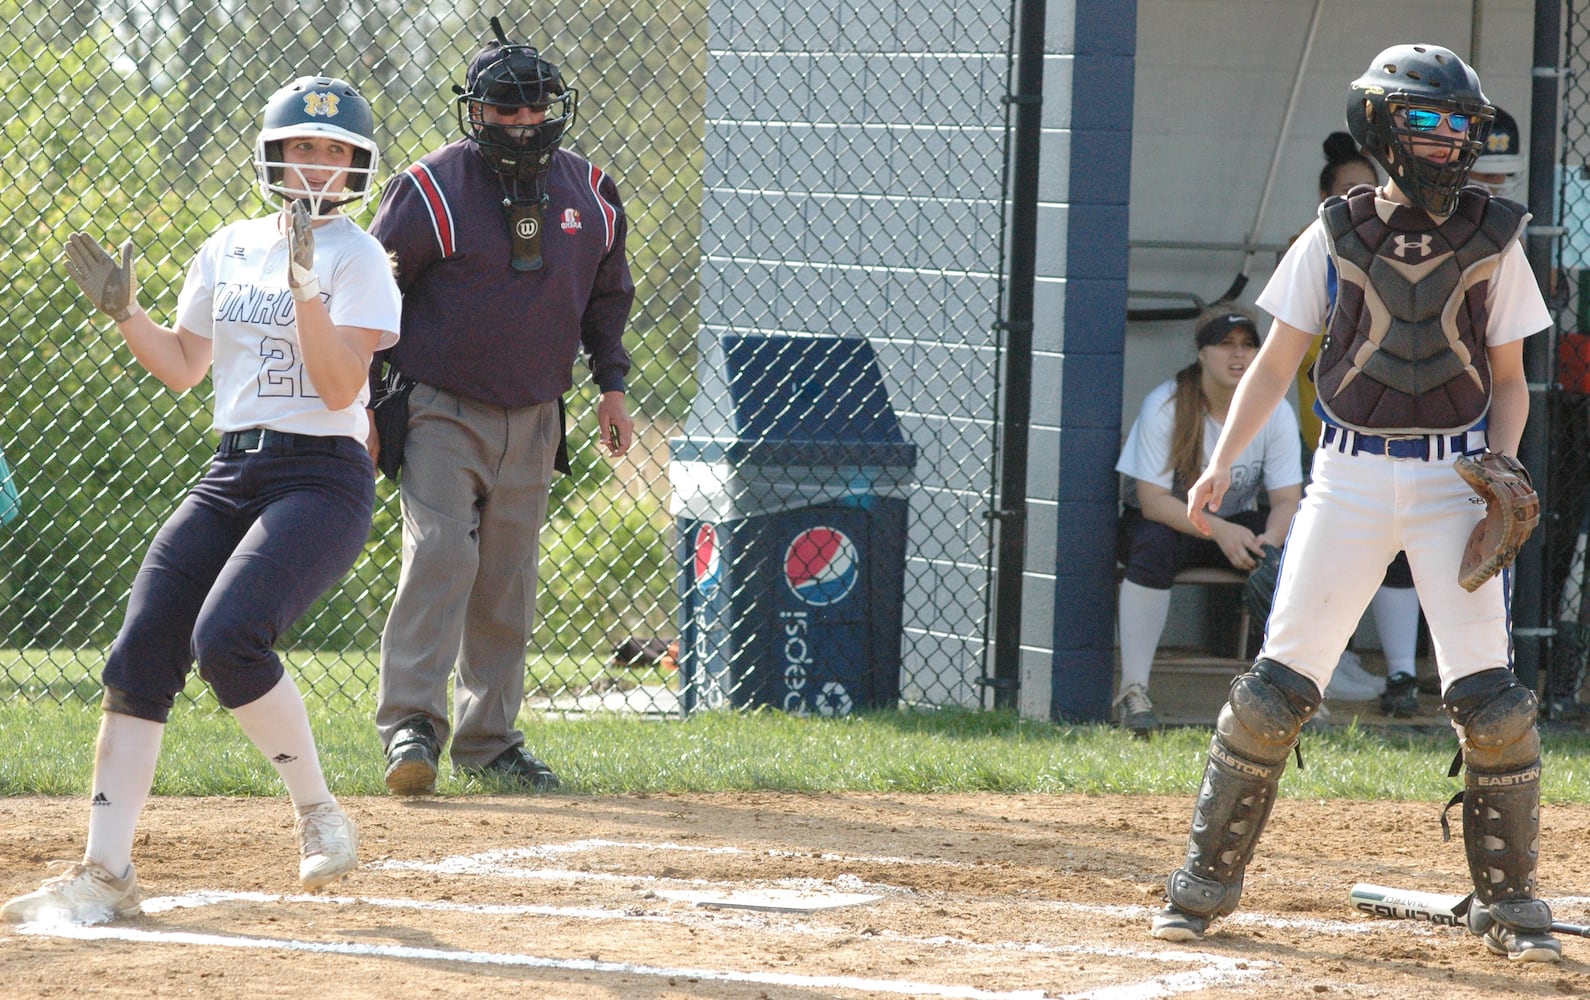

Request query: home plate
[{"left": 655, "top": 888, "right": 882, "bottom": 912}]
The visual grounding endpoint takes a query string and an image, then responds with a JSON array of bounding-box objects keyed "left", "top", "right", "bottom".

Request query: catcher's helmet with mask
[{"left": 1346, "top": 43, "right": 1493, "bottom": 217}]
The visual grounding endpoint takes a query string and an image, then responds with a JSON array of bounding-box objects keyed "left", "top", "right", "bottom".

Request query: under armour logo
[
  {"left": 1392, "top": 234, "right": 1433, "bottom": 259},
  {"left": 303, "top": 92, "right": 340, "bottom": 118}
]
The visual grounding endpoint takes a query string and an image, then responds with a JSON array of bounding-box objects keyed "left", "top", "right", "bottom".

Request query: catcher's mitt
[{"left": 1455, "top": 451, "right": 1539, "bottom": 593}]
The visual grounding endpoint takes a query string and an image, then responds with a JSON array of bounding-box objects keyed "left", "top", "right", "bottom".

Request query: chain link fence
[
  {"left": 1546, "top": 1, "right": 1590, "bottom": 718},
  {"left": 0, "top": 0, "right": 1012, "bottom": 716}
]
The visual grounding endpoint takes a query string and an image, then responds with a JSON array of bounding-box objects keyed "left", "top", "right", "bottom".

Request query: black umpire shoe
[
  {"left": 1380, "top": 673, "right": 1420, "bottom": 719},
  {"left": 463, "top": 745, "right": 561, "bottom": 791},
  {"left": 385, "top": 717, "right": 441, "bottom": 796}
]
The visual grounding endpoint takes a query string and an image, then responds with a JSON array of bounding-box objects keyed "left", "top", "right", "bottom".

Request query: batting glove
[
  {"left": 63, "top": 233, "right": 139, "bottom": 322},
  {"left": 287, "top": 200, "right": 320, "bottom": 303}
]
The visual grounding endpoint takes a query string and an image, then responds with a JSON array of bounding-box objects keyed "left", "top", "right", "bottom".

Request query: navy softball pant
[
  {"left": 102, "top": 435, "right": 375, "bottom": 723},
  {"left": 1117, "top": 506, "right": 1270, "bottom": 589}
]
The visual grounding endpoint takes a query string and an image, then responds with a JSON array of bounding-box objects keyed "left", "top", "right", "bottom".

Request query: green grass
[
  {"left": 8, "top": 696, "right": 1590, "bottom": 802},
  {"left": 0, "top": 648, "right": 664, "bottom": 708}
]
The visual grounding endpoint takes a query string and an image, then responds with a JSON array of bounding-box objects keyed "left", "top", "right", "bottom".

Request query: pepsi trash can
[{"left": 670, "top": 334, "right": 917, "bottom": 716}]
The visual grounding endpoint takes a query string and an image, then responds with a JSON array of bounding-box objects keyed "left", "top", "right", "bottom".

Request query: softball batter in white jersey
[
  {"left": 2, "top": 76, "right": 399, "bottom": 926},
  {"left": 181, "top": 212, "right": 399, "bottom": 440}
]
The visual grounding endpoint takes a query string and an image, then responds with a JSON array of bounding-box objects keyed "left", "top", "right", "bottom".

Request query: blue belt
[
  {"left": 218, "top": 428, "right": 329, "bottom": 455},
  {"left": 1320, "top": 424, "right": 1485, "bottom": 461}
]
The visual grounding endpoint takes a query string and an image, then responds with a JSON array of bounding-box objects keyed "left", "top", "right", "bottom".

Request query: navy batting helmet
[
  {"left": 255, "top": 75, "right": 380, "bottom": 214},
  {"left": 1472, "top": 106, "right": 1524, "bottom": 199}
]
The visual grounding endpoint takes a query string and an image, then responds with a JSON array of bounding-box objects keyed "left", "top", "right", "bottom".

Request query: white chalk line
[
  {"left": 13, "top": 917, "right": 1269, "bottom": 1000},
  {"left": 142, "top": 885, "right": 1382, "bottom": 943},
  {"left": 135, "top": 887, "right": 1284, "bottom": 963},
  {"left": 361, "top": 840, "right": 1428, "bottom": 937},
  {"left": 12, "top": 922, "right": 1050, "bottom": 1000},
  {"left": 364, "top": 837, "right": 949, "bottom": 889},
  {"left": 5, "top": 837, "right": 1358, "bottom": 1000}
]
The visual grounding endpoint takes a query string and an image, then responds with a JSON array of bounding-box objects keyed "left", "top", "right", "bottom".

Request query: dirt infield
[{"left": 5, "top": 791, "right": 1590, "bottom": 998}]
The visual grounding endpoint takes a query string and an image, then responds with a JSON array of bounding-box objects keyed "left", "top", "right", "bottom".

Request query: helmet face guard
[
  {"left": 1346, "top": 44, "right": 1493, "bottom": 216},
  {"left": 456, "top": 37, "right": 577, "bottom": 185},
  {"left": 254, "top": 76, "right": 379, "bottom": 217}
]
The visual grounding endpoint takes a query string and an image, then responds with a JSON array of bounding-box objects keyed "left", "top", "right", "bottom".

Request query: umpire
[{"left": 368, "top": 17, "right": 636, "bottom": 795}]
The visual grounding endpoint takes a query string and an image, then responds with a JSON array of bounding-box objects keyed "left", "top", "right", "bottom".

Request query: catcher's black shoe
[
  {"left": 384, "top": 717, "right": 440, "bottom": 796},
  {"left": 1380, "top": 672, "right": 1419, "bottom": 719},
  {"left": 1481, "top": 923, "right": 1562, "bottom": 962},
  {"left": 462, "top": 745, "right": 561, "bottom": 791}
]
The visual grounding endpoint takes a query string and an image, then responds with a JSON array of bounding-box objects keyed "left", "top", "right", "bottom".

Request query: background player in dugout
[
  {"left": 3, "top": 76, "right": 400, "bottom": 924},
  {"left": 369, "top": 18, "right": 635, "bottom": 795},
  {"left": 1112, "top": 305, "right": 1302, "bottom": 734},
  {"left": 1152, "top": 45, "right": 1560, "bottom": 963}
]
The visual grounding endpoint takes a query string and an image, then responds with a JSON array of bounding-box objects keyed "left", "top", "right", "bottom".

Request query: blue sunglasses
[{"left": 1402, "top": 108, "right": 1472, "bottom": 132}]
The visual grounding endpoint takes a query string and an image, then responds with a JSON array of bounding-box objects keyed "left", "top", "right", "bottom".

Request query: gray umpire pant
[{"left": 376, "top": 383, "right": 559, "bottom": 768}]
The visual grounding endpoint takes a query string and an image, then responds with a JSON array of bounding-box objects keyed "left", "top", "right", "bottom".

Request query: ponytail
[{"left": 1167, "top": 361, "right": 1207, "bottom": 494}]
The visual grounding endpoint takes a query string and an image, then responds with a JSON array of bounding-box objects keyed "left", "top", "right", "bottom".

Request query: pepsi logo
[
  {"left": 784, "top": 526, "right": 857, "bottom": 607},
  {"left": 693, "top": 523, "right": 722, "bottom": 594}
]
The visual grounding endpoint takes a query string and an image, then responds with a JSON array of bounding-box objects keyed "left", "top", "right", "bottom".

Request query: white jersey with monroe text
[{"left": 176, "top": 213, "right": 400, "bottom": 440}]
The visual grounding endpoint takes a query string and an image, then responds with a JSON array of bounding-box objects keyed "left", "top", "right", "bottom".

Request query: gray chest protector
[{"left": 1314, "top": 185, "right": 1527, "bottom": 434}]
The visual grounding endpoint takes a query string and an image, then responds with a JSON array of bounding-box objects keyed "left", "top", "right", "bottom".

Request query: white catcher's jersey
[
  {"left": 1117, "top": 378, "right": 1302, "bottom": 518},
  {"left": 176, "top": 213, "right": 401, "bottom": 440}
]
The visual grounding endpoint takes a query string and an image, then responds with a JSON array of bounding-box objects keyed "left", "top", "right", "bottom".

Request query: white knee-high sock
[
  {"left": 1370, "top": 585, "right": 1422, "bottom": 679},
  {"left": 1118, "top": 581, "right": 1173, "bottom": 691},
  {"left": 229, "top": 675, "right": 332, "bottom": 812},
  {"left": 84, "top": 712, "right": 165, "bottom": 878}
]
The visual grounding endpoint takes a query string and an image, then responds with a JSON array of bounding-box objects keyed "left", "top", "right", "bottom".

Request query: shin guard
[
  {"left": 1165, "top": 659, "right": 1318, "bottom": 920},
  {"left": 1462, "top": 761, "right": 1553, "bottom": 935},
  {"left": 1164, "top": 734, "right": 1286, "bottom": 919},
  {"left": 1446, "top": 668, "right": 1553, "bottom": 937}
]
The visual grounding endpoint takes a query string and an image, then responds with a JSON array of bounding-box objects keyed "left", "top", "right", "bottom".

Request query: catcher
[{"left": 1153, "top": 44, "right": 1556, "bottom": 962}]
